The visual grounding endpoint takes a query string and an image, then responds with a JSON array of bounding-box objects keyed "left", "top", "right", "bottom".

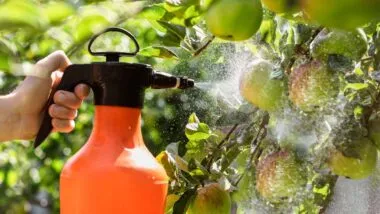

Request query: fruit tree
[{"left": 1, "top": 0, "right": 380, "bottom": 213}]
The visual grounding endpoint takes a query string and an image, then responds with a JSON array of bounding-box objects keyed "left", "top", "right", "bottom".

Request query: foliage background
[
  {"left": 0, "top": 0, "right": 228, "bottom": 213},
  {"left": 2, "top": 0, "right": 379, "bottom": 213}
]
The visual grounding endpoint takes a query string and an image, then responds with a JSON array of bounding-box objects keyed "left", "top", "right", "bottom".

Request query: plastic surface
[
  {"left": 60, "top": 106, "right": 168, "bottom": 214},
  {"left": 34, "top": 62, "right": 153, "bottom": 148},
  {"left": 33, "top": 27, "right": 194, "bottom": 214},
  {"left": 88, "top": 27, "right": 140, "bottom": 62}
]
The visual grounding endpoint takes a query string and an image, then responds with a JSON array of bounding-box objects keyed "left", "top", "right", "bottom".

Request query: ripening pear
[
  {"left": 240, "top": 59, "right": 285, "bottom": 111},
  {"left": 187, "top": 183, "right": 231, "bottom": 214},
  {"left": 256, "top": 151, "right": 307, "bottom": 203},
  {"left": 289, "top": 60, "right": 339, "bottom": 112},
  {"left": 205, "top": 0, "right": 263, "bottom": 41}
]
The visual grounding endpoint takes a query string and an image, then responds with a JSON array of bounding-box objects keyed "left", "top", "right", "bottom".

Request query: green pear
[
  {"left": 240, "top": 59, "right": 285, "bottom": 111},
  {"left": 256, "top": 151, "right": 307, "bottom": 203},
  {"left": 262, "top": 0, "right": 301, "bottom": 13},
  {"left": 310, "top": 29, "right": 367, "bottom": 61},
  {"left": 328, "top": 137, "right": 377, "bottom": 179},
  {"left": 205, "top": 0, "right": 263, "bottom": 41},
  {"left": 187, "top": 183, "right": 231, "bottom": 214},
  {"left": 289, "top": 60, "right": 339, "bottom": 112},
  {"left": 302, "top": 0, "right": 380, "bottom": 30}
]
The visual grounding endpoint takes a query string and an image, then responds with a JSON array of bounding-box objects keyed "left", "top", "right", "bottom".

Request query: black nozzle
[
  {"left": 150, "top": 71, "right": 194, "bottom": 89},
  {"left": 178, "top": 76, "right": 195, "bottom": 89}
]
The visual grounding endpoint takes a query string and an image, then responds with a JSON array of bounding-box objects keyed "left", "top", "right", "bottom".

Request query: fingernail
[{"left": 59, "top": 91, "right": 66, "bottom": 101}]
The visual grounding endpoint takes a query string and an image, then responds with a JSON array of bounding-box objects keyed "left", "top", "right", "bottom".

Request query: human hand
[{"left": 9, "top": 51, "right": 89, "bottom": 140}]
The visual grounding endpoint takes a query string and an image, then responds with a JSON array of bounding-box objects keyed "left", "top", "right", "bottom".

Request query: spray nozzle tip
[{"left": 178, "top": 77, "right": 195, "bottom": 89}]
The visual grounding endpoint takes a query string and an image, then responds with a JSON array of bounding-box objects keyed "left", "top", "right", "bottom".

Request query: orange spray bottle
[{"left": 34, "top": 27, "right": 194, "bottom": 214}]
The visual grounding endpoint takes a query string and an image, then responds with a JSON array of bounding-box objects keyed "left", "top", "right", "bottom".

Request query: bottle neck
[{"left": 90, "top": 106, "right": 144, "bottom": 148}]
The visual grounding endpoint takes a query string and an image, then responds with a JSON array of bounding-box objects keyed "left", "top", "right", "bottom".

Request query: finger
[
  {"left": 49, "top": 104, "right": 78, "bottom": 120},
  {"left": 52, "top": 119, "right": 75, "bottom": 133},
  {"left": 74, "top": 84, "right": 90, "bottom": 100},
  {"left": 34, "top": 50, "right": 71, "bottom": 79},
  {"left": 54, "top": 90, "right": 82, "bottom": 110},
  {"left": 51, "top": 71, "right": 64, "bottom": 89}
]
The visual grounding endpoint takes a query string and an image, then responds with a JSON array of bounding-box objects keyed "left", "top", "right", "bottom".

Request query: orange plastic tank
[
  {"left": 60, "top": 106, "right": 168, "bottom": 214},
  {"left": 34, "top": 27, "right": 194, "bottom": 214}
]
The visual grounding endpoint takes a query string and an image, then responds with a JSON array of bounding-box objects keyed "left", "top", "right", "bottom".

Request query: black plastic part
[
  {"left": 34, "top": 27, "right": 195, "bottom": 148},
  {"left": 150, "top": 72, "right": 194, "bottom": 89},
  {"left": 150, "top": 72, "right": 178, "bottom": 89},
  {"left": 88, "top": 27, "right": 140, "bottom": 61},
  {"left": 34, "top": 63, "right": 153, "bottom": 148},
  {"left": 178, "top": 77, "right": 195, "bottom": 89}
]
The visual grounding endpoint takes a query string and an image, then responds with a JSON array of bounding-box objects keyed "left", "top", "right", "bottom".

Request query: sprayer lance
[{"left": 151, "top": 71, "right": 194, "bottom": 89}]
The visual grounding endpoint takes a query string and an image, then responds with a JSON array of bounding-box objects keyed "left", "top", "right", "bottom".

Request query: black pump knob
[{"left": 88, "top": 27, "right": 140, "bottom": 62}]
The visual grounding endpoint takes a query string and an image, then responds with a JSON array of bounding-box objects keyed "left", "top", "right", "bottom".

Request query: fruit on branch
[
  {"left": 239, "top": 59, "right": 285, "bottom": 111},
  {"left": 289, "top": 60, "right": 339, "bottom": 112},
  {"left": 205, "top": 0, "right": 263, "bottom": 41},
  {"left": 261, "top": 0, "right": 301, "bottom": 13},
  {"left": 368, "top": 118, "right": 380, "bottom": 149},
  {"left": 328, "top": 137, "right": 377, "bottom": 179},
  {"left": 256, "top": 150, "right": 307, "bottom": 203},
  {"left": 310, "top": 29, "right": 368, "bottom": 61},
  {"left": 187, "top": 183, "right": 231, "bottom": 214},
  {"left": 301, "top": 0, "right": 380, "bottom": 30}
]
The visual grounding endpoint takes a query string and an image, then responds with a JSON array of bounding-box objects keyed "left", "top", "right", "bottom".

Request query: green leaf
[
  {"left": 43, "top": 2, "right": 75, "bottom": 25},
  {"left": 166, "top": 0, "right": 198, "bottom": 6},
  {"left": 160, "top": 31, "right": 183, "bottom": 47},
  {"left": 185, "top": 123, "right": 211, "bottom": 141},
  {"left": 0, "top": 54, "right": 10, "bottom": 71},
  {"left": 327, "top": 54, "right": 354, "bottom": 73},
  {"left": 164, "top": 2, "right": 187, "bottom": 12},
  {"left": 0, "top": 0, "right": 48, "bottom": 30},
  {"left": 173, "top": 189, "right": 197, "bottom": 214},
  {"left": 165, "top": 194, "right": 181, "bottom": 214},
  {"left": 354, "top": 67, "right": 364, "bottom": 76},
  {"left": 188, "top": 113, "right": 200, "bottom": 123},
  {"left": 258, "top": 19, "right": 276, "bottom": 45},
  {"left": 183, "top": 5, "right": 200, "bottom": 19},
  {"left": 6, "top": 170, "right": 18, "bottom": 187},
  {"left": 157, "top": 20, "right": 186, "bottom": 40},
  {"left": 139, "top": 46, "right": 178, "bottom": 59},
  {"left": 187, "top": 158, "right": 209, "bottom": 180},
  {"left": 354, "top": 105, "right": 364, "bottom": 119},
  {"left": 139, "top": 4, "right": 167, "bottom": 20},
  {"left": 221, "top": 144, "right": 241, "bottom": 171},
  {"left": 0, "top": 38, "right": 17, "bottom": 58},
  {"left": 190, "top": 168, "right": 206, "bottom": 177},
  {"left": 344, "top": 83, "right": 369, "bottom": 91},
  {"left": 185, "top": 113, "right": 211, "bottom": 141},
  {"left": 74, "top": 15, "right": 110, "bottom": 42},
  {"left": 294, "top": 24, "right": 313, "bottom": 45},
  {"left": 186, "top": 140, "right": 205, "bottom": 156}
]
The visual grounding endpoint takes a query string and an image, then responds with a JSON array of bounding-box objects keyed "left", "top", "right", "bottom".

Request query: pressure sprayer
[{"left": 34, "top": 27, "right": 194, "bottom": 214}]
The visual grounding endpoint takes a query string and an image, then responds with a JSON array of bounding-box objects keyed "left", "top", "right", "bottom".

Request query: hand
[{"left": 9, "top": 51, "right": 90, "bottom": 140}]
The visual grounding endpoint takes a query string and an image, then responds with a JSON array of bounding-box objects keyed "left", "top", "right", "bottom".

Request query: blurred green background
[{"left": 0, "top": 0, "right": 232, "bottom": 213}]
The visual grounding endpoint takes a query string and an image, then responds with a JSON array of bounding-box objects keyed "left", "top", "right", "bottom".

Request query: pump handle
[
  {"left": 34, "top": 66, "right": 94, "bottom": 148},
  {"left": 88, "top": 27, "right": 140, "bottom": 62}
]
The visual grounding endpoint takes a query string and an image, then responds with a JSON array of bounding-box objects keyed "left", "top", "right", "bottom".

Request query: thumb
[{"left": 33, "top": 50, "right": 71, "bottom": 79}]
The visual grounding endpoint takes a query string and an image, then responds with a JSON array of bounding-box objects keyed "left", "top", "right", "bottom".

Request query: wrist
[{"left": 0, "top": 93, "right": 21, "bottom": 141}]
